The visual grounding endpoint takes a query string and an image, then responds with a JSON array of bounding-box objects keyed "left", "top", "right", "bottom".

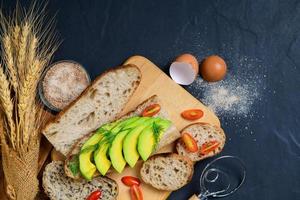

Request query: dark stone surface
[{"left": 2, "top": 0, "right": 299, "bottom": 199}]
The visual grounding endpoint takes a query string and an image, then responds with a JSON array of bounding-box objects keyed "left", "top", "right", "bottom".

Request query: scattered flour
[{"left": 187, "top": 56, "right": 266, "bottom": 120}]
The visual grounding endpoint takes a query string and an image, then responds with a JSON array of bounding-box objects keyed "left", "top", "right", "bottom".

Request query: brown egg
[{"left": 200, "top": 55, "right": 227, "bottom": 82}]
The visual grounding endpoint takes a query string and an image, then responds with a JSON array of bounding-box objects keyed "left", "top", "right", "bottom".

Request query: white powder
[{"left": 187, "top": 56, "right": 265, "bottom": 119}]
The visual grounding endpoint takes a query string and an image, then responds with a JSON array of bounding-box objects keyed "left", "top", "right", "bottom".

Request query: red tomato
[
  {"left": 121, "top": 176, "right": 141, "bottom": 187},
  {"left": 142, "top": 104, "right": 161, "bottom": 117},
  {"left": 181, "top": 132, "right": 198, "bottom": 153},
  {"left": 86, "top": 190, "right": 102, "bottom": 200},
  {"left": 130, "top": 185, "right": 143, "bottom": 200},
  {"left": 181, "top": 109, "right": 204, "bottom": 120},
  {"left": 200, "top": 140, "right": 220, "bottom": 155}
]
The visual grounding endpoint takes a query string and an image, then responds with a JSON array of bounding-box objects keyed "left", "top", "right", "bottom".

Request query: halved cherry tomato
[
  {"left": 181, "top": 132, "right": 198, "bottom": 153},
  {"left": 142, "top": 104, "right": 161, "bottom": 117},
  {"left": 181, "top": 109, "right": 204, "bottom": 120},
  {"left": 121, "top": 176, "right": 141, "bottom": 187},
  {"left": 130, "top": 185, "right": 143, "bottom": 200},
  {"left": 87, "top": 190, "right": 102, "bottom": 200},
  {"left": 200, "top": 140, "right": 220, "bottom": 155}
]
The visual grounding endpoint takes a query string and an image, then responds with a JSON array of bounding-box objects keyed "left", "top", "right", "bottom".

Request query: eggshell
[
  {"left": 170, "top": 54, "right": 199, "bottom": 85},
  {"left": 200, "top": 55, "right": 227, "bottom": 82},
  {"left": 170, "top": 62, "right": 196, "bottom": 85}
]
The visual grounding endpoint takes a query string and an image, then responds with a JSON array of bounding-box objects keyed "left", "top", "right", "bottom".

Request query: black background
[{"left": 2, "top": 0, "right": 300, "bottom": 199}]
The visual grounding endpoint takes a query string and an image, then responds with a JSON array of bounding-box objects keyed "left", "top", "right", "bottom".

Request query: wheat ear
[
  {"left": 3, "top": 35, "right": 18, "bottom": 91},
  {"left": 19, "top": 59, "right": 42, "bottom": 146},
  {"left": 0, "top": 64, "right": 15, "bottom": 149},
  {"left": 17, "top": 22, "right": 30, "bottom": 79}
]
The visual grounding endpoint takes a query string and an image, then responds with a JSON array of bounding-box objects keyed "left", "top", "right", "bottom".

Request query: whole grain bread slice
[
  {"left": 176, "top": 123, "right": 226, "bottom": 162},
  {"left": 64, "top": 95, "right": 180, "bottom": 179},
  {"left": 42, "top": 64, "right": 141, "bottom": 156},
  {"left": 140, "top": 154, "right": 194, "bottom": 191},
  {"left": 43, "top": 161, "right": 118, "bottom": 200}
]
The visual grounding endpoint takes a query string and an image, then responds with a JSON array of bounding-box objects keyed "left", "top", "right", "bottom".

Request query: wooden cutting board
[{"left": 106, "top": 55, "right": 220, "bottom": 200}]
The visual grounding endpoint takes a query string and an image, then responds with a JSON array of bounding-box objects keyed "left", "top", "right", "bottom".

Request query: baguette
[
  {"left": 176, "top": 123, "right": 226, "bottom": 161},
  {"left": 64, "top": 95, "right": 180, "bottom": 179},
  {"left": 43, "top": 161, "right": 118, "bottom": 200},
  {"left": 42, "top": 64, "right": 141, "bottom": 156},
  {"left": 140, "top": 154, "right": 194, "bottom": 191}
]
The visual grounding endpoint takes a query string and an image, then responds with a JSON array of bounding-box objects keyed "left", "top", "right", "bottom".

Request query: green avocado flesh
[
  {"left": 138, "top": 119, "right": 171, "bottom": 161},
  {"left": 79, "top": 145, "right": 97, "bottom": 180},
  {"left": 94, "top": 117, "right": 144, "bottom": 175},
  {"left": 123, "top": 118, "right": 156, "bottom": 167},
  {"left": 94, "top": 142, "right": 111, "bottom": 175},
  {"left": 79, "top": 121, "right": 120, "bottom": 179},
  {"left": 109, "top": 130, "right": 129, "bottom": 173},
  {"left": 79, "top": 116, "right": 172, "bottom": 179}
]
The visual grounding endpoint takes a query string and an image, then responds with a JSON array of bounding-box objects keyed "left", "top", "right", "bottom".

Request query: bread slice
[
  {"left": 140, "top": 154, "right": 194, "bottom": 191},
  {"left": 42, "top": 64, "right": 141, "bottom": 156},
  {"left": 43, "top": 161, "right": 118, "bottom": 200},
  {"left": 64, "top": 95, "right": 180, "bottom": 179},
  {"left": 176, "top": 123, "right": 226, "bottom": 162}
]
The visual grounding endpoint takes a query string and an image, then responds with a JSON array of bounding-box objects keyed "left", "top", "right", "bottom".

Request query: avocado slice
[
  {"left": 108, "top": 129, "right": 129, "bottom": 173},
  {"left": 123, "top": 118, "right": 157, "bottom": 167},
  {"left": 94, "top": 141, "right": 111, "bottom": 175},
  {"left": 138, "top": 119, "right": 171, "bottom": 161},
  {"left": 93, "top": 116, "right": 144, "bottom": 175},
  {"left": 79, "top": 145, "right": 97, "bottom": 180}
]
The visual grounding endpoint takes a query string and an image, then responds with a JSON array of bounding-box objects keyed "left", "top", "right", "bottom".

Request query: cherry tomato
[
  {"left": 142, "top": 104, "right": 161, "bottom": 117},
  {"left": 130, "top": 185, "right": 143, "bottom": 200},
  {"left": 181, "top": 109, "right": 204, "bottom": 120},
  {"left": 200, "top": 140, "right": 220, "bottom": 155},
  {"left": 181, "top": 132, "right": 198, "bottom": 153},
  {"left": 86, "top": 190, "right": 102, "bottom": 200},
  {"left": 121, "top": 176, "right": 141, "bottom": 187}
]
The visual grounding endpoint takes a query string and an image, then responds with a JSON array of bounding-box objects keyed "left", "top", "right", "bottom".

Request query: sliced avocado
[
  {"left": 79, "top": 121, "right": 120, "bottom": 179},
  {"left": 138, "top": 119, "right": 171, "bottom": 161},
  {"left": 123, "top": 118, "right": 156, "bottom": 167},
  {"left": 109, "top": 129, "right": 130, "bottom": 173},
  {"left": 93, "top": 116, "right": 143, "bottom": 175},
  {"left": 94, "top": 142, "right": 111, "bottom": 175},
  {"left": 79, "top": 145, "right": 97, "bottom": 180}
]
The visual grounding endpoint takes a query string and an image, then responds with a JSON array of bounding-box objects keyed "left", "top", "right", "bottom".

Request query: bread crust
[{"left": 140, "top": 153, "right": 194, "bottom": 191}]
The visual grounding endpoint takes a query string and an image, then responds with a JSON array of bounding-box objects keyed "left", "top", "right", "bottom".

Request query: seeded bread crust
[
  {"left": 42, "top": 64, "right": 141, "bottom": 156},
  {"left": 140, "top": 154, "right": 194, "bottom": 191},
  {"left": 43, "top": 161, "right": 118, "bottom": 200},
  {"left": 64, "top": 95, "right": 180, "bottom": 179},
  {"left": 176, "top": 123, "right": 226, "bottom": 161}
]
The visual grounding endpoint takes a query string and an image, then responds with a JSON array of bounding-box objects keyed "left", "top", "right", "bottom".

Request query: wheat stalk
[
  {"left": 0, "top": 64, "right": 15, "bottom": 149},
  {"left": 19, "top": 59, "right": 42, "bottom": 146}
]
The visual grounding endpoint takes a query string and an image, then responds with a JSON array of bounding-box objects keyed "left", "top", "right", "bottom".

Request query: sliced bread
[
  {"left": 140, "top": 154, "right": 194, "bottom": 191},
  {"left": 42, "top": 64, "right": 141, "bottom": 156},
  {"left": 176, "top": 123, "right": 226, "bottom": 162},
  {"left": 43, "top": 161, "right": 118, "bottom": 200},
  {"left": 64, "top": 95, "right": 180, "bottom": 179}
]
